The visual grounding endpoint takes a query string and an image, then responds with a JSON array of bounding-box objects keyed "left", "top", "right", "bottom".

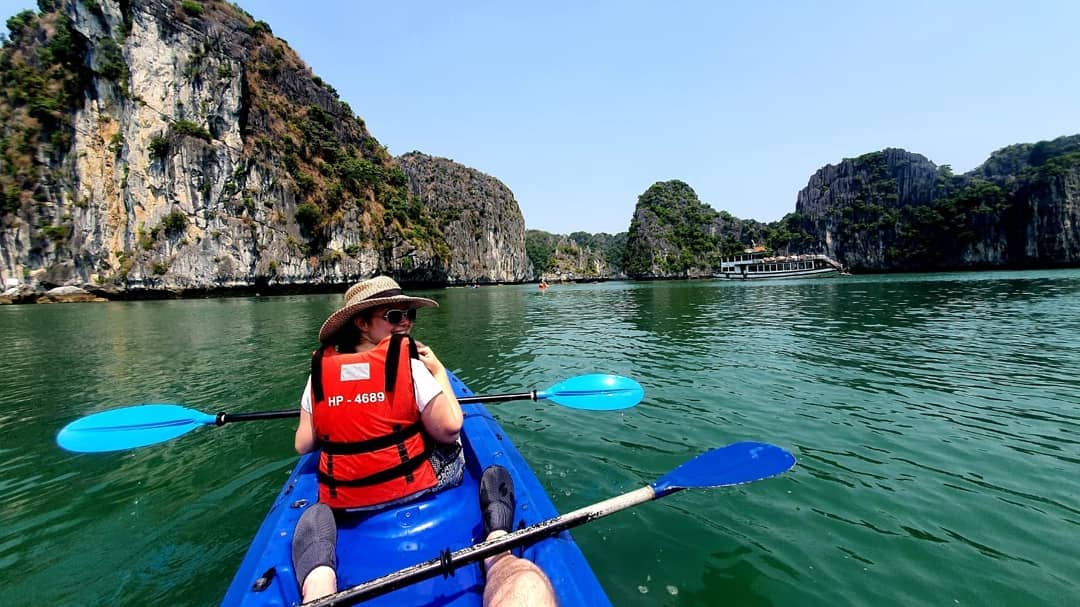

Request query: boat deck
[{"left": 715, "top": 253, "right": 844, "bottom": 280}]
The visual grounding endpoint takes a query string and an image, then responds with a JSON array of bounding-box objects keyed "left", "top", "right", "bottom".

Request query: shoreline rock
[
  {"left": 36, "top": 286, "right": 109, "bottom": 304},
  {"left": 0, "top": 278, "right": 533, "bottom": 305}
]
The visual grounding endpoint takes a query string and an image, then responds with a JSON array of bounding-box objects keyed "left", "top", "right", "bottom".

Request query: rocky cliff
[
  {"left": 623, "top": 180, "right": 764, "bottom": 279},
  {"left": 525, "top": 229, "right": 625, "bottom": 281},
  {"left": 396, "top": 152, "right": 531, "bottom": 284},
  {"left": 792, "top": 139, "right": 1080, "bottom": 271},
  {"left": 792, "top": 148, "right": 943, "bottom": 269},
  {"left": 530, "top": 136, "right": 1080, "bottom": 280},
  {"left": 0, "top": 0, "right": 530, "bottom": 300}
]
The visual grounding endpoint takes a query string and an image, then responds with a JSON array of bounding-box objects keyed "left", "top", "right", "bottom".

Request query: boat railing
[{"left": 719, "top": 253, "right": 837, "bottom": 265}]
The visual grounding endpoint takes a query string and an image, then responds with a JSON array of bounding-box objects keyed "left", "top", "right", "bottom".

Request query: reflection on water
[{"left": 2, "top": 270, "right": 1079, "bottom": 606}]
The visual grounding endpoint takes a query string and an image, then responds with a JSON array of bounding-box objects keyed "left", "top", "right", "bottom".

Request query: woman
[{"left": 292, "top": 275, "right": 465, "bottom": 599}]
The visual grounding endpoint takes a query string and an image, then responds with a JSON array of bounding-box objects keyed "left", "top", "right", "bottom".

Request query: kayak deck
[{"left": 222, "top": 372, "right": 611, "bottom": 606}]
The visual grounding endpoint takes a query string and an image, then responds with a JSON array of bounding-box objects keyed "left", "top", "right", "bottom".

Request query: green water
[{"left": 2, "top": 271, "right": 1079, "bottom": 606}]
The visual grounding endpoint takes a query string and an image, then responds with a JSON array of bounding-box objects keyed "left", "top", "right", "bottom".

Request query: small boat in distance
[{"left": 714, "top": 251, "right": 845, "bottom": 280}]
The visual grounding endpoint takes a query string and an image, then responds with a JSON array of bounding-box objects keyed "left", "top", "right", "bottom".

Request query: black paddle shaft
[
  {"left": 458, "top": 390, "right": 537, "bottom": 404},
  {"left": 216, "top": 410, "right": 301, "bottom": 425},
  {"left": 303, "top": 485, "right": 659, "bottom": 607}
]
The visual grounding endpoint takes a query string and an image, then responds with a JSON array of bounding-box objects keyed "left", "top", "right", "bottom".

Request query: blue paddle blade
[
  {"left": 538, "top": 374, "right": 644, "bottom": 410},
  {"left": 650, "top": 442, "right": 796, "bottom": 497},
  {"left": 56, "top": 404, "right": 217, "bottom": 453}
]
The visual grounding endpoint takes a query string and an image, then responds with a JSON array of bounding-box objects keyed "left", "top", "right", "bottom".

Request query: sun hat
[{"left": 318, "top": 276, "right": 438, "bottom": 342}]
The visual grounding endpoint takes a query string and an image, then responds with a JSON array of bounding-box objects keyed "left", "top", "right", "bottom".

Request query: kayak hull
[{"left": 222, "top": 372, "right": 611, "bottom": 606}]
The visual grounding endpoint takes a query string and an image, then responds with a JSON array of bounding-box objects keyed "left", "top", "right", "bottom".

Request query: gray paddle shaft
[{"left": 303, "top": 485, "right": 662, "bottom": 607}]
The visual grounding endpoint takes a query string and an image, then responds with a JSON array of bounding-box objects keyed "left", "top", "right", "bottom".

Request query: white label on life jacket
[{"left": 340, "top": 362, "right": 371, "bottom": 381}]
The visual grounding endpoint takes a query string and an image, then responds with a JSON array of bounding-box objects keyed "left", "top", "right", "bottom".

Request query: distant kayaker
[{"left": 290, "top": 276, "right": 557, "bottom": 605}]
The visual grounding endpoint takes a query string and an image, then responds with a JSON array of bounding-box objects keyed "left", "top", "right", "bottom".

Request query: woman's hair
[{"left": 330, "top": 309, "right": 376, "bottom": 353}]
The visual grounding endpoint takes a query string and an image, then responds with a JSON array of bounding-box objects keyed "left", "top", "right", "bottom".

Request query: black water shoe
[
  {"left": 292, "top": 502, "right": 337, "bottom": 584},
  {"left": 480, "top": 465, "right": 515, "bottom": 536}
]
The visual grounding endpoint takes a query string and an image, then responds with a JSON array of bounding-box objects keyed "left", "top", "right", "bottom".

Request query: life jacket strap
[
  {"left": 383, "top": 333, "right": 418, "bottom": 390},
  {"left": 319, "top": 420, "right": 424, "bottom": 455},
  {"left": 311, "top": 345, "right": 328, "bottom": 403},
  {"left": 318, "top": 446, "right": 433, "bottom": 488}
]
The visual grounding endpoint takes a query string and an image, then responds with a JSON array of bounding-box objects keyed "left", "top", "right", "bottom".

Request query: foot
[
  {"left": 292, "top": 503, "right": 337, "bottom": 588},
  {"left": 480, "top": 465, "right": 515, "bottom": 537}
]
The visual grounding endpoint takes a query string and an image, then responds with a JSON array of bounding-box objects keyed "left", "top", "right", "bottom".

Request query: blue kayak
[{"left": 221, "top": 372, "right": 613, "bottom": 606}]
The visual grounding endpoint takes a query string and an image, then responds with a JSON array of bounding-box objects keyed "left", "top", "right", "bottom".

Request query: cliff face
[
  {"left": 793, "top": 149, "right": 942, "bottom": 269},
  {"left": 625, "top": 181, "right": 702, "bottom": 278},
  {"left": 972, "top": 137, "right": 1080, "bottom": 263},
  {"left": 396, "top": 152, "right": 531, "bottom": 284},
  {"left": 0, "top": 0, "right": 529, "bottom": 298},
  {"left": 793, "top": 139, "right": 1080, "bottom": 271},
  {"left": 624, "top": 180, "right": 762, "bottom": 279},
  {"left": 525, "top": 229, "right": 625, "bottom": 281},
  {"left": 1013, "top": 163, "right": 1080, "bottom": 262},
  {"left": 543, "top": 238, "right": 611, "bottom": 281}
]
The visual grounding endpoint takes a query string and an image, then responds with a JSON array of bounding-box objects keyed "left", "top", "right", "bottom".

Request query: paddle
[
  {"left": 304, "top": 441, "right": 796, "bottom": 607},
  {"left": 465, "top": 373, "right": 643, "bottom": 411},
  {"left": 56, "top": 373, "right": 644, "bottom": 453}
]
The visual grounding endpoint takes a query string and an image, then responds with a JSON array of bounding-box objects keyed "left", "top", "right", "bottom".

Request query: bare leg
[
  {"left": 301, "top": 566, "right": 337, "bottom": 602},
  {"left": 482, "top": 530, "right": 558, "bottom": 607}
]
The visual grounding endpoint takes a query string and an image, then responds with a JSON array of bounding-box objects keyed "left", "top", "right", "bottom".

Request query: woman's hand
[
  {"left": 413, "top": 339, "right": 462, "bottom": 443},
  {"left": 414, "top": 340, "right": 446, "bottom": 377}
]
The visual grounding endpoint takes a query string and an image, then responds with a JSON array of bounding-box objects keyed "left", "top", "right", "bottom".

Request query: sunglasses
[{"left": 381, "top": 308, "right": 417, "bottom": 324}]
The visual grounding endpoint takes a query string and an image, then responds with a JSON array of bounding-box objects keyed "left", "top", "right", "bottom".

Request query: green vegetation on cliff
[
  {"left": 538, "top": 134, "right": 1080, "bottom": 280},
  {"left": 526, "top": 229, "right": 625, "bottom": 278},
  {"left": 616, "top": 136, "right": 1080, "bottom": 277},
  {"left": 891, "top": 178, "right": 1008, "bottom": 264},
  {"left": 1, "top": 0, "right": 452, "bottom": 285},
  {"left": 624, "top": 180, "right": 748, "bottom": 278},
  {"left": 797, "top": 139, "right": 1080, "bottom": 270},
  {"left": 760, "top": 212, "right": 816, "bottom": 252},
  {"left": 1, "top": 8, "right": 92, "bottom": 215},
  {"left": 525, "top": 230, "right": 557, "bottom": 274}
]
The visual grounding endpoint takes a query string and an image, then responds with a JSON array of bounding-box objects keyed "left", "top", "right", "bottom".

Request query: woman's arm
[
  {"left": 294, "top": 377, "right": 318, "bottom": 454},
  {"left": 421, "top": 393, "right": 463, "bottom": 444},
  {"left": 295, "top": 408, "right": 317, "bottom": 454},
  {"left": 415, "top": 342, "right": 463, "bottom": 443}
]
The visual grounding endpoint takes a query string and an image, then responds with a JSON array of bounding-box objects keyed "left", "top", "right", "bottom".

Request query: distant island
[{"left": 534, "top": 136, "right": 1080, "bottom": 281}]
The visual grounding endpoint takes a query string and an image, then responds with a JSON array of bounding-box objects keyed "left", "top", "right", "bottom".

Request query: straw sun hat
[{"left": 318, "top": 276, "right": 438, "bottom": 342}]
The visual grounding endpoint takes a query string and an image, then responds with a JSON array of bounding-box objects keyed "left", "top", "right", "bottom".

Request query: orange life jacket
[{"left": 310, "top": 333, "right": 437, "bottom": 509}]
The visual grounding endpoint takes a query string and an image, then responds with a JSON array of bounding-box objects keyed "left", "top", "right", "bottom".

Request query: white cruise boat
[{"left": 714, "top": 252, "right": 845, "bottom": 280}]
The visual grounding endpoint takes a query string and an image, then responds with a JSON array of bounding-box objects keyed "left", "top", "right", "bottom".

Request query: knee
[{"left": 484, "top": 558, "right": 557, "bottom": 607}]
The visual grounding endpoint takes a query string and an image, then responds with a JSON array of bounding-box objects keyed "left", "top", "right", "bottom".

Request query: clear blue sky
[{"left": 4, "top": 1, "right": 1079, "bottom": 234}]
